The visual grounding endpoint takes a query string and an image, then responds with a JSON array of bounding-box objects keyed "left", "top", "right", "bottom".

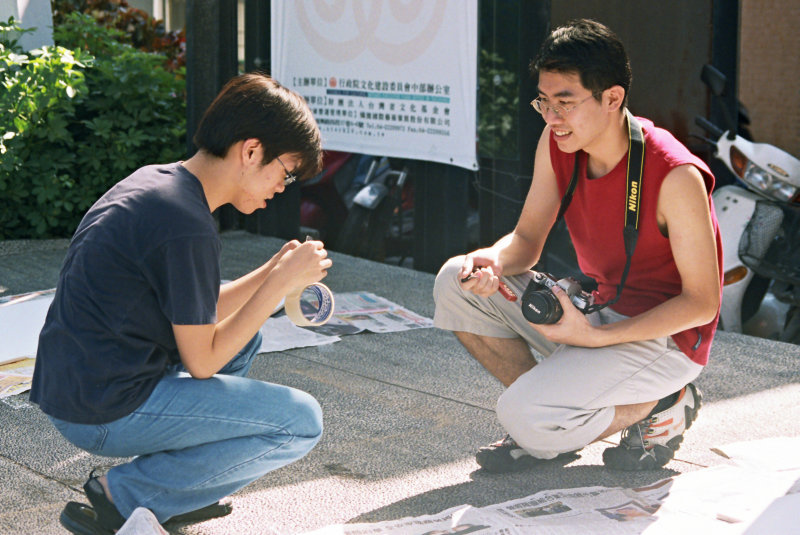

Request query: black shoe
[
  {"left": 475, "top": 434, "right": 543, "bottom": 473},
  {"left": 59, "top": 502, "right": 113, "bottom": 535},
  {"left": 83, "top": 471, "right": 126, "bottom": 531},
  {"left": 603, "top": 383, "right": 703, "bottom": 470},
  {"left": 83, "top": 469, "right": 234, "bottom": 526},
  {"left": 59, "top": 499, "right": 234, "bottom": 534}
]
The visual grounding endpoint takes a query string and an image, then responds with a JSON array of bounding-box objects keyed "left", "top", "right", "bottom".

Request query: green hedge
[
  {"left": 0, "top": 14, "right": 186, "bottom": 239},
  {"left": 477, "top": 49, "right": 519, "bottom": 160}
]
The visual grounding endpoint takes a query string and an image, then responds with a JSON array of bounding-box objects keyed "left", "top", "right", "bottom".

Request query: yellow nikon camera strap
[{"left": 555, "top": 109, "right": 645, "bottom": 313}]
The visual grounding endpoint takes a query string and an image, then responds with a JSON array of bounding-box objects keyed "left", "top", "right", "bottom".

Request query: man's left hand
[{"left": 530, "top": 285, "right": 598, "bottom": 346}]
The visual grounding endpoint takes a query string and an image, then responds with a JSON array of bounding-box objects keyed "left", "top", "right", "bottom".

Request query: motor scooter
[
  {"left": 334, "top": 156, "right": 413, "bottom": 263},
  {"left": 300, "top": 152, "right": 414, "bottom": 263},
  {"left": 299, "top": 150, "right": 358, "bottom": 243},
  {"left": 694, "top": 64, "right": 800, "bottom": 343}
]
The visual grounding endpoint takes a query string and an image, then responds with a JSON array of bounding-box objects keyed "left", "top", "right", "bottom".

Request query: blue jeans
[{"left": 49, "top": 333, "right": 322, "bottom": 523}]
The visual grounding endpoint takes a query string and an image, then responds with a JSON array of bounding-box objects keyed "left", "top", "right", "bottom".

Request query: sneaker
[
  {"left": 475, "top": 434, "right": 541, "bottom": 473},
  {"left": 603, "top": 383, "right": 702, "bottom": 470}
]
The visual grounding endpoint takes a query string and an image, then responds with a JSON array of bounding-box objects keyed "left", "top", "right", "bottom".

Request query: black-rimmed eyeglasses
[{"left": 276, "top": 157, "right": 297, "bottom": 186}]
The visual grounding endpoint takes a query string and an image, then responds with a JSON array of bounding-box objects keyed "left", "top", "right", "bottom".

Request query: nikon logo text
[{"left": 628, "top": 180, "right": 639, "bottom": 211}]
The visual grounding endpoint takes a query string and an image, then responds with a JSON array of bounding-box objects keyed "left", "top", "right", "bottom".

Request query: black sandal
[
  {"left": 60, "top": 500, "right": 234, "bottom": 534},
  {"left": 83, "top": 471, "right": 126, "bottom": 531},
  {"left": 80, "top": 470, "right": 234, "bottom": 528},
  {"left": 59, "top": 502, "right": 113, "bottom": 535}
]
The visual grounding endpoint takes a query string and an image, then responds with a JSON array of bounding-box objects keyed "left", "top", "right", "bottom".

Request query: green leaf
[{"left": 0, "top": 12, "right": 185, "bottom": 239}]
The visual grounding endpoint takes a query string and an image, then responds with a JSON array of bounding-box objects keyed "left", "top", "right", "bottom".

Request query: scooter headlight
[
  {"left": 742, "top": 164, "right": 797, "bottom": 202},
  {"left": 730, "top": 146, "right": 798, "bottom": 202}
]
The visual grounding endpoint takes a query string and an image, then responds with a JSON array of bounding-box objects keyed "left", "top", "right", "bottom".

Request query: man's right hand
[
  {"left": 459, "top": 248, "right": 503, "bottom": 298},
  {"left": 273, "top": 239, "right": 332, "bottom": 292}
]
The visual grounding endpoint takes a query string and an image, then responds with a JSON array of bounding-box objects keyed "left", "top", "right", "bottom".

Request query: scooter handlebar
[{"left": 694, "top": 116, "right": 724, "bottom": 140}]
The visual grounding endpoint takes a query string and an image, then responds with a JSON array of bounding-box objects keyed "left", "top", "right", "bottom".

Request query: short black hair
[
  {"left": 193, "top": 73, "right": 322, "bottom": 179},
  {"left": 531, "top": 19, "right": 632, "bottom": 106}
]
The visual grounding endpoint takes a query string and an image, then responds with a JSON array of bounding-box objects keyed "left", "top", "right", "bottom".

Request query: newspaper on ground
[
  {"left": 317, "top": 291, "right": 433, "bottom": 335},
  {"left": 0, "top": 289, "right": 54, "bottom": 365},
  {"left": 712, "top": 436, "right": 800, "bottom": 535},
  {"left": 711, "top": 436, "right": 800, "bottom": 473},
  {"left": 259, "top": 315, "right": 342, "bottom": 353},
  {"left": 299, "top": 437, "right": 800, "bottom": 535},
  {"left": 0, "top": 357, "right": 36, "bottom": 399},
  {"left": 259, "top": 291, "right": 432, "bottom": 353},
  {"left": 0, "top": 290, "right": 52, "bottom": 399}
]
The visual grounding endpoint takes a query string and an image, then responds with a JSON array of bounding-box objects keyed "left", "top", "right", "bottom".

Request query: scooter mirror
[
  {"left": 701, "top": 64, "right": 738, "bottom": 140},
  {"left": 701, "top": 64, "right": 727, "bottom": 97}
]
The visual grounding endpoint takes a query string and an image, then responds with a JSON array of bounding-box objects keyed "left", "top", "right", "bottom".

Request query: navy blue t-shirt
[{"left": 30, "top": 163, "right": 220, "bottom": 424}]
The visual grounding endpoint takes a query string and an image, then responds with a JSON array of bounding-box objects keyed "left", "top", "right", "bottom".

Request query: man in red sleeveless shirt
[{"left": 433, "top": 19, "right": 722, "bottom": 472}]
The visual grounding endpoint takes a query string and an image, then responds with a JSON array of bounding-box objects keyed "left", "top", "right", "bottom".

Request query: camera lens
[{"left": 522, "top": 291, "right": 563, "bottom": 324}]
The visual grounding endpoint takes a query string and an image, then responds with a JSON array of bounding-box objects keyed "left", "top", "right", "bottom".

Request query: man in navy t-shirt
[{"left": 31, "top": 73, "right": 331, "bottom": 534}]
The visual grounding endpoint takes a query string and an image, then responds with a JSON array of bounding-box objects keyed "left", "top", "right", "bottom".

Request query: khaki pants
[{"left": 433, "top": 256, "right": 703, "bottom": 459}]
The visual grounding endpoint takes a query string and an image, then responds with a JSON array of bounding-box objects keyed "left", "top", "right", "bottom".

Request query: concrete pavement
[{"left": 0, "top": 230, "right": 798, "bottom": 534}]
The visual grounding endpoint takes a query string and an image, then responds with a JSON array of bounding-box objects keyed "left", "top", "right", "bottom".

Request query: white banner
[{"left": 271, "top": 0, "right": 478, "bottom": 170}]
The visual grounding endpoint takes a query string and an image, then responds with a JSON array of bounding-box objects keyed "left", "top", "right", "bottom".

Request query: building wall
[
  {"left": 0, "top": 0, "right": 53, "bottom": 50},
  {"left": 739, "top": 0, "right": 800, "bottom": 156}
]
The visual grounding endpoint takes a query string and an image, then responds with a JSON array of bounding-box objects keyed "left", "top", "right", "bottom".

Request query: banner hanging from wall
[{"left": 271, "top": 0, "right": 478, "bottom": 171}]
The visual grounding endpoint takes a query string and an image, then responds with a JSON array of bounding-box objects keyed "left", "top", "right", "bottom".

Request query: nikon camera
[{"left": 521, "top": 271, "right": 593, "bottom": 324}]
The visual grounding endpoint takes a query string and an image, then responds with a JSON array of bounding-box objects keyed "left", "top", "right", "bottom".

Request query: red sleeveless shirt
[{"left": 549, "top": 117, "right": 723, "bottom": 365}]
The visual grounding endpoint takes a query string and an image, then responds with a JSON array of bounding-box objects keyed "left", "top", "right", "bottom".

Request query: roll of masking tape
[{"left": 284, "top": 283, "right": 335, "bottom": 326}]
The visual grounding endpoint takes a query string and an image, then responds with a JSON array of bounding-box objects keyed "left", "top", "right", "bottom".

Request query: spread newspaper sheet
[
  {"left": 0, "top": 290, "right": 54, "bottom": 399},
  {"left": 299, "top": 437, "right": 800, "bottom": 535},
  {"left": 259, "top": 291, "right": 432, "bottom": 353}
]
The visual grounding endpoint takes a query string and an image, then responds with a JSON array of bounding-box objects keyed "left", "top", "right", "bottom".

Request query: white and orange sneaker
[{"left": 603, "top": 383, "right": 702, "bottom": 470}]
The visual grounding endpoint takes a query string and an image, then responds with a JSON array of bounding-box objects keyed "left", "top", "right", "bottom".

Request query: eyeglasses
[
  {"left": 530, "top": 93, "right": 597, "bottom": 118},
  {"left": 276, "top": 157, "right": 297, "bottom": 186}
]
